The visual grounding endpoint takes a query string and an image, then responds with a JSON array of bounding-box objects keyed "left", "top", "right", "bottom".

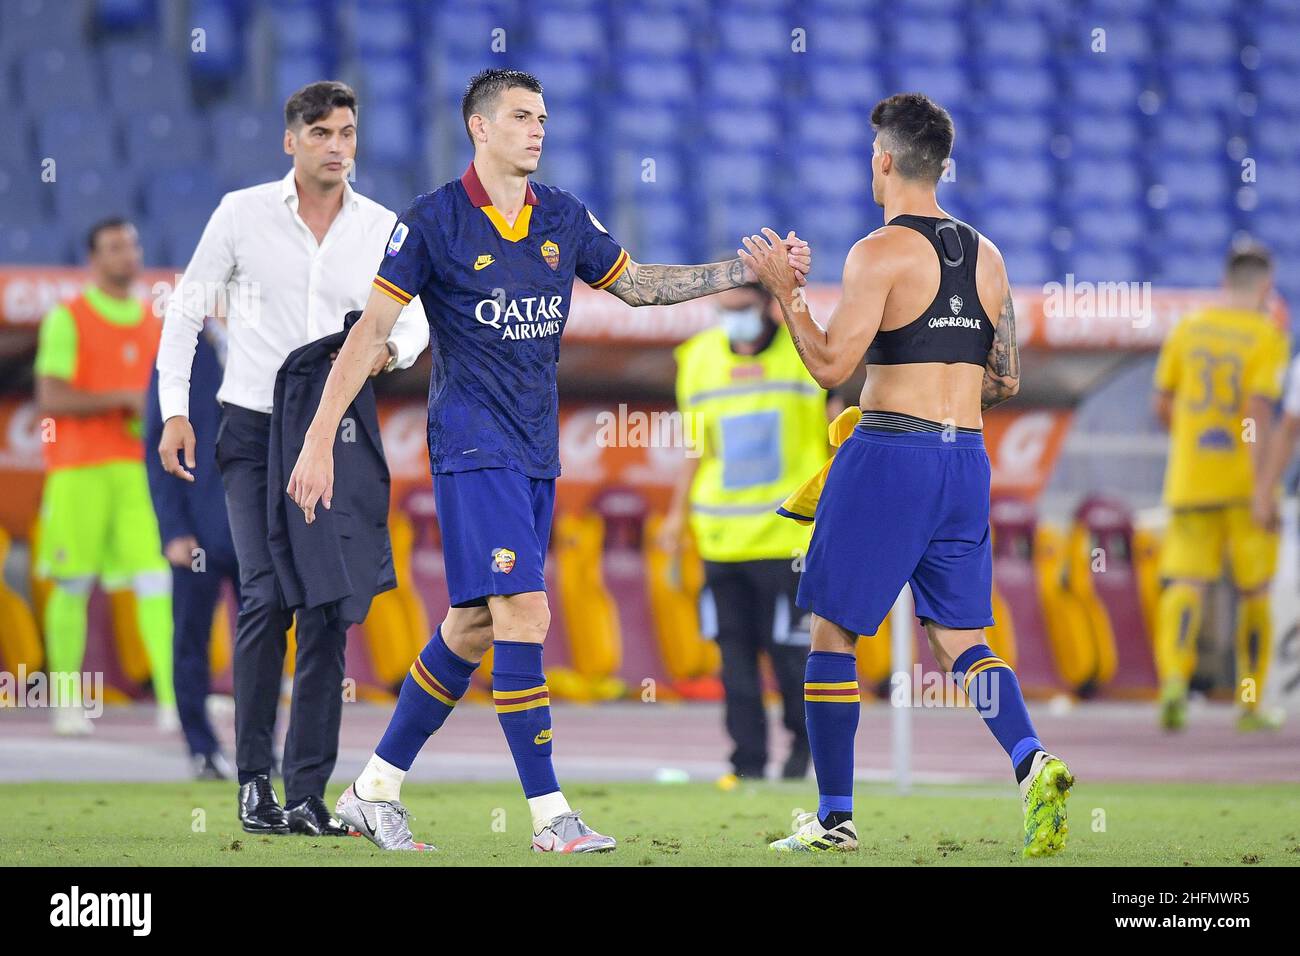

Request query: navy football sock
[
  {"left": 952, "top": 644, "right": 1043, "bottom": 779},
  {"left": 375, "top": 626, "right": 477, "bottom": 770},
  {"left": 804, "top": 651, "right": 860, "bottom": 822},
  {"left": 492, "top": 640, "right": 560, "bottom": 799}
]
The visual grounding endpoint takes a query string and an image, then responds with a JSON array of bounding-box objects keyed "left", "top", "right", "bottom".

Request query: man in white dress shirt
[{"left": 155, "top": 81, "right": 428, "bottom": 836}]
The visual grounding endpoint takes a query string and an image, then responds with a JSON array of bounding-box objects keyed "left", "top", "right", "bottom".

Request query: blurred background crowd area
[{"left": 0, "top": 0, "right": 1299, "bottom": 300}]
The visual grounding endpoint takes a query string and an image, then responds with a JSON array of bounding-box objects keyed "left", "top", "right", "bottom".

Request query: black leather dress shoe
[
  {"left": 238, "top": 774, "right": 290, "bottom": 834},
  {"left": 286, "top": 794, "right": 351, "bottom": 837}
]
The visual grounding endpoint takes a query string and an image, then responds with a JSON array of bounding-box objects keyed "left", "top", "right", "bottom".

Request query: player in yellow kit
[{"left": 1152, "top": 244, "right": 1289, "bottom": 732}]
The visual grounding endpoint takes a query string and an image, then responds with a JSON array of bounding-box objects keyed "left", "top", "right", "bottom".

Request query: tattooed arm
[
  {"left": 980, "top": 290, "right": 1020, "bottom": 410},
  {"left": 605, "top": 257, "right": 750, "bottom": 307},
  {"left": 604, "top": 231, "right": 810, "bottom": 307}
]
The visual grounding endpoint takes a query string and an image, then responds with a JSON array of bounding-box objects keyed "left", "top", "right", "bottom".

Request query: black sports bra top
[{"left": 865, "top": 215, "right": 994, "bottom": 367}]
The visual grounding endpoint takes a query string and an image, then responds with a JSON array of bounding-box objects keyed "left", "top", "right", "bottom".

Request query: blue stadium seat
[
  {"left": 141, "top": 165, "right": 222, "bottom": 220},
  {"left": 124, "top": 109, "right": 208, "bottom": 171},
  {"left": 274, "top": 50, "right": 332, "bottom": 104},
  {"left": 1254, "top": 163, "right": 1300, "bottom": 207},
  {"left": 703, "top": 151, "right": 769, "bottom": 198},
  {"left": 95, "top": 0, "right": 157, "bottom": 32},
  {"left": 984, "top": 65, "right": 1057, "bottom": 110},
  {"left": 713, "top": 10, "right": 789, "bottom": 59},
  {"left": 352, "top": 1, "right": 413, "bottom": 56},
  {"left": 535, "top": 8, "right": 606, "bottom": 57},
  {"left": 159, "top": 205, "right": 216, "bottom": 267},
  {"left": 0, "top": 113, "right": 37, "bottom": 170},
  {"left": 981, "top": 156, "right": 1054, "bottom": 203},
  {"left": 705, "top": 197, "right": 782, "bottom": 258},
  {"left": 1253, "top": 15, "right": 1300, "bottom": 68},
  {"left": 1069, "top": 248, "right": 1143, "bottom": 283},
  {"left": 1154, "top": 112, "right": 1223, "bottom": 157},
  {"left": 979, "top": 113, "right": 1053, "bottom": 155},
  {"left": 1257, "top": 69, "right": 1300, "bottom": 113},
  {"left": 104, "top": 41, "right": 190, "bottom": 111},
  {"left": 209, "top": 106, "right": 287, "bottom": 180},
  {"left": 50, "top": 168, "right": 135, "bottom": 247},
  {"left": 794, "top": 152, "right": 870, "bottom": 200},
  {"left": 794, "top": 106, "right": 870, "bottom": 153},
  {"left": 350, "top": 163, "right": 417, "bottom": 216},
  {"left": 0, "top": 0, "right": 90, "bottom": 55},
  {"left": 1070, "top": 206, "right": 1147, "bottom": 248},
  {"left": 360, "top": 103, "right": 419, "bottom": 166},
  {"left": 611, "top": 105, "right": 680, "bottom": 149},
  {"left": 804, "top": 11, "right": 878, "bottom": 61},
  {"left": 805, "top": 60, "right": 884, "bottom": 109},
  {"left": 1069, "top": 158, "right": 1143, "bottom": 205},
  {"left": 999, "top": 245, "right": 1055, "bottom": 285},
  {"left": 36, "top": 111, "right": 119, "bottom": 168},
  {"left": 1165, "top": 66, "right": 1238, "bottom": 111},
  {"left": 0, "top": 163, "right": 50, "bottom": 225},
  {"left": 538, "top": 146, "right": 596, "bottom": 201},
  {"left": 1068, "top": 64, "right": 1141, "bottom": 110},
  {"left": 1254, "top": 115, "right": 1300, "bottom": 160},
  {"left": 267, "top": 0, "right": 336, "bottom": 54},
  {"left": 892, "top": 17, "right": 965, "bottom": 62},
  {"left": 19, "top": 46, "right": 99, "bottom": 110},
  {"left": 703, "top": 58, "right": 781, "bottom": 107},
  {"left": 0, "top": 218, "right": 73, "bottom": 264},
  {"left": 187, "top": 0, "right": 243, "bottom": 80},
  {"left": 619, "top": 58, "right": 695, "bottom": 108},
  {"left": 979, "top": 16, "right": 1050, "bottom": 63},
  {"left": 1155, "top": 158, "right": 1227, "bottom": 208},
  {"left": 1065, "top": 113, "right": 1140, "bottom": 156},
  {"left": 1165, "top": 19, "right": 1237, "bottom": 65},
  {"left": 980, "top": 204, "right": 1054, "bottom": 246},
  {"left": 893, "top": 65, "right": 968, "bottom": 107},
  {"left": 1066, "top": 20, "right": 1151, "bottom": 61},
  {"left": 1159, "top": 207, "right": 1233, "bottom": 251},
  {"left": 356, "top": 53, "right": 421, "bottom": 103},
  {"left": 705, "top": 107, "right": 779, "bottom": 150},
  {"left": 619, "top": 10, "right": 694, "bottom": 58},
  {"left": 1154, "top": 249, "right": 1225, "bottom": 287}
]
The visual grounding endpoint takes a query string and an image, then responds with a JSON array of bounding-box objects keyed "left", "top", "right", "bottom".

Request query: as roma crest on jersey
[
  {"left": 541, "top": 239, "right": 560, "bottom": 270},
  {"left": 491, "top": 547, "right": 517, "bottom": 573}
]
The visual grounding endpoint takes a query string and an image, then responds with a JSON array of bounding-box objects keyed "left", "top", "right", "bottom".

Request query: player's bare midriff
[{"left": 858, "top": 362, "right": 985, "bottom": 429}]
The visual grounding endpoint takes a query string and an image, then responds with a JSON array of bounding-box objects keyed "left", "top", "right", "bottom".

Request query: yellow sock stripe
[
  {"left": 804, "top": 680, "right": 860, "bottom": 704},
  {"left": 493, "top": 684, "right": 549, "bottom": 700},
  {"left": 493, "top": 683, "right": 550, "bottom": 714},
  {"left": 494, "top": 696, "right": 551, "bottom": 714},
  {"left": 409, "top": 663, "right": 456, "bottom": 707},
  {"left": 962, "top": 658, "right": 1009, "bottom": 694}
]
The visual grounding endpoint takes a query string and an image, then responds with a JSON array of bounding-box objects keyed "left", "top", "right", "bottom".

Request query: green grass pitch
[{"left": 2, "top": 780, "right": 1298, "bottom": 866}]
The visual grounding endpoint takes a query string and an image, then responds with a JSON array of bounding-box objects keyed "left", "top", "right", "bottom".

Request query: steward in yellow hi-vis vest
[
  {"left": 661, "top": 283, "right": 830, "bottom": 781},
  {"left": 674, "top": 315, "right": 829, "bottom": 564}
]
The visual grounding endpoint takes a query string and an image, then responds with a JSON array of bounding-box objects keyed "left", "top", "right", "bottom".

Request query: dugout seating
[
  {"left": 641, "top": 514, "right": 722, "bottom": 700},
  {"left": 1069, "top": 497, "right": 1159, "bottom": 697},
  {"left": 0, "top": 526, "right": 42, "bottom": 676},
  {"left": 1034, "top": 522, "right": 1109, "bottom": 695},
  {"left": 990, "top": 497, "right": 1069, "bottom": 696},
  {"left": 3, "top": 0, "right": 1299, "bottom": 308},
  {"left": 552, "top": 509, "right": 625, "bottom": 701}
]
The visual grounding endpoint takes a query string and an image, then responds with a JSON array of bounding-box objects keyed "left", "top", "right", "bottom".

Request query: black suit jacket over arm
[{"left": 267, "top": 312, "right": 397, "bottom": 625}]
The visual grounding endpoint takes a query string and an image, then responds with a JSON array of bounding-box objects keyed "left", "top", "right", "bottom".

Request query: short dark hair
[
  {"left": 284, "top": 80, "right": 357, "bottom": 130},
  {"left": 461, "top": 68, "right": 543, "bottom": 144},
  {"left": 1225, "top": 242, "right": 1273, "bottom": 289},
  {"left": 870, "top": 93, "right": 955, "bottom": 183},
  {"left": 86, "top": 216, "right": 133, "bottom": 253}
]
